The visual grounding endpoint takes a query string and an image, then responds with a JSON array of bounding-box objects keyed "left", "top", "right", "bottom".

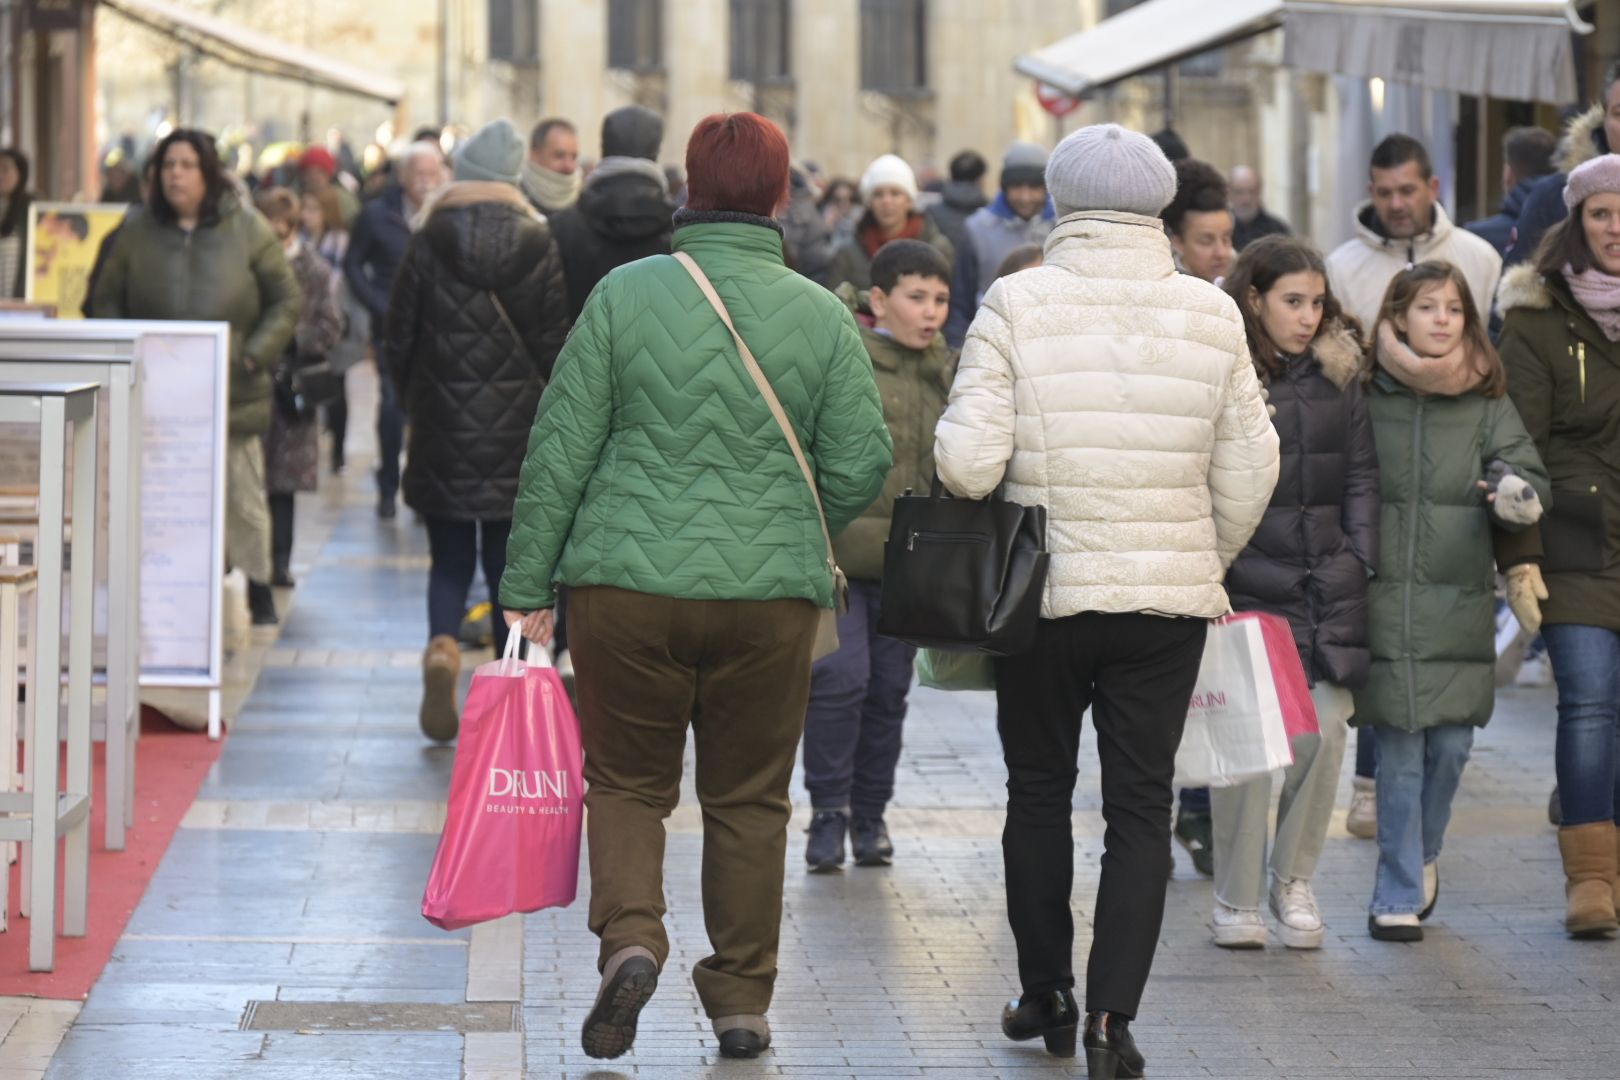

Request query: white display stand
[
  {"left": 0, "top": 321, "right": 230, "bottom": 751},
  {"left": 0, "top": 381, "right": 98, "bottom": 972}
]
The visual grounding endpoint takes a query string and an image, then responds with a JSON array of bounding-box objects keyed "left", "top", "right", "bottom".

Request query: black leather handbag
[{"left": 877, "top": 478, "right": 1049, "bottom": 656}]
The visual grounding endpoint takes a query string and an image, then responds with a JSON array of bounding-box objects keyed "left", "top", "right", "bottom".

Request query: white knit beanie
[
  {"left": 859, "top": 154, "right": 919, "bottom": 204},
  {"left": 1044, "top": 123, "right": 1177, "bottom": 218}
]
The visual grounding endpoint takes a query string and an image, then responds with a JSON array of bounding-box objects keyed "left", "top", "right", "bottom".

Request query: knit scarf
[
  {"left": 1563, "top": 262, "right": 1620, "bottom": 341},
  {"left": 520, "top": 159, "right": 580, "bottom": 214},
  {"left": 858, "top": 212, "right": 925, "bottom": 257},
  {"left": 1375, "top": 321, "right": 1486, "bottom": 397}
]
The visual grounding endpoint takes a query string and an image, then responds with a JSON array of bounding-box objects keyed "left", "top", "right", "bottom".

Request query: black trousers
[
  {"left": 993, "top": 611, "right": 1208, "bottom": 1019},
  {"left": 268, "top": 493, "right": 295, "bottom": 577}
]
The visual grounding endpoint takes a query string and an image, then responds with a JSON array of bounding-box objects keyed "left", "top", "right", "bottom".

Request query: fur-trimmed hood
[
  {"left": 1559, "top": 103, "right": 1609, "bottom": 174},
  {"left": 1496, "top": 262, "right": 1556, "bottom": 315},
  {"left": 1312, "top": 318, "right": 1365, "bottom": 390}
]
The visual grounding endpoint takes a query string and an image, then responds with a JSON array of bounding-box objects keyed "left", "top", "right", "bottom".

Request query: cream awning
[
  {"left": 1016, "top": 0, "right": 1592, "bottom": 105},
  {"left": 100, "top": 0, "right": 407, "bottom": 105}
]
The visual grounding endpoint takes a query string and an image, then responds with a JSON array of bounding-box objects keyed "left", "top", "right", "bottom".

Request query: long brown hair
[
  {"left": 1373, "top": 260, "right": 1506, "bottom": 398},
  {"left": 1534, "top": 198, "right": 1598, "bottom": 277},
  {"left": 1222, "top": 234, "right": 1361, "bottom": 380}
]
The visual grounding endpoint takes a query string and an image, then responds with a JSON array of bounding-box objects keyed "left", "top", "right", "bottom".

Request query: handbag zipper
[{"left": 907, "top": 530, "right": 984, "bottom": 551}]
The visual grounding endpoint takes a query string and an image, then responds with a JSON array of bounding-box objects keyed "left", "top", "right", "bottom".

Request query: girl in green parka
[{"left": 1358, "top": 261, "right": 1550, "bottom": 942}]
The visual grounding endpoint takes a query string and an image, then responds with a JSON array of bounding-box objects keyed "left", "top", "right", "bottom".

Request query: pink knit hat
[{"left": 1563, "top": 153, "right": 1620, "bottom": 209}]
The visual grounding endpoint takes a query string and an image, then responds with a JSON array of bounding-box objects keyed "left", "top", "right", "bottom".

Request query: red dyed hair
[{"left": 684, "top": 113, "right": 790, "bottom": 218}]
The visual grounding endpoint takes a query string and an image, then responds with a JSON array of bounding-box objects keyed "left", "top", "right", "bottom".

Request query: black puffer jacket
[
  {"left": 548, "top": 166, "right": 674, "bottom": 319},
  {"left": 385, "top": 181, "right": 568, "bottom": 520},
  {"left": 1224, "top": 322, "right": 1381, "bottom": 688}
]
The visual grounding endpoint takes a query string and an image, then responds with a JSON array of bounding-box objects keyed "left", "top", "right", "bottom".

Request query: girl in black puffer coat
[
  {"left": 383, "top": 118, "right": 569, "bottom": 742},
  {"left": 1209, "top": 235, "right": 1380, "bottom": 950}
]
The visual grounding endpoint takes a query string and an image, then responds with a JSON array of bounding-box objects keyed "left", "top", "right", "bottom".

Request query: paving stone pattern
[{"left": 39, "top": 366, "right": 1620, "bottom": 1079}]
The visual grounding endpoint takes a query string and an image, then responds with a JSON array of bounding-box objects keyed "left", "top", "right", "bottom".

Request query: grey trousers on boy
[{"left": 1210, "top": 682, "right": 1354, "bottom": 910}]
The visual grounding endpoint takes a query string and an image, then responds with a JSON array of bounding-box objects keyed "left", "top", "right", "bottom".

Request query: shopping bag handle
[{"left": 501, "top": 623, "right": 554, "bottom": 668}]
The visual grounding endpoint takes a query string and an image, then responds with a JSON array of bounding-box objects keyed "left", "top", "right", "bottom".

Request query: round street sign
[{"left": 1035, "top": 82, "right": 1082, "bottom": 118}]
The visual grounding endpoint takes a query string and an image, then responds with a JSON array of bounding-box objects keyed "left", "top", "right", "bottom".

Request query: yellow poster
[{"left": 26, "top": 202, "right": 128, "bottom": 319}]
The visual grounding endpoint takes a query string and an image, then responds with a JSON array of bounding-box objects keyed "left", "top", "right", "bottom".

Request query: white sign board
[{"left": 0, "top": 320, "right": 228, "bottom": 689}]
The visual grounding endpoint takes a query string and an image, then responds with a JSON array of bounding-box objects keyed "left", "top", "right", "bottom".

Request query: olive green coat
[
  {"left": 1352, "top": 372, "right": 1550, "bottom": 732},
  {"left": 1496, "top": 266, "right": 1620, "bottom": 632},
  {"left": 90, "top": 195, "right": 300, "bottom": 437},
  {"left": 829, "top": 286, "right": 955, "bottom": 581}
]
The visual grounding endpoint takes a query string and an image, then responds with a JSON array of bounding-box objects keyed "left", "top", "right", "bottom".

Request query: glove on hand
[
  {"left": 1505, "top": 563, "right": 1549, "bottom": 634},
  {"left": 1483, "top": 460, "right": 1543, "bottom": 526}
]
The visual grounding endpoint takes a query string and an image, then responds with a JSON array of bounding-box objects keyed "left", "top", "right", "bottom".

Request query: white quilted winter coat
[{"left": 933, "top": 211, "right": 1280, "bottom": 621}]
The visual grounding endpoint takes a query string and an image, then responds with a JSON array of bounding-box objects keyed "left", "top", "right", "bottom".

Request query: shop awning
[
  {"left": 1016, "top": 0, "right": 1592, "bottom": 105},
  {"left": 100, "top": 0, "right": 407, "bottom": 105}
]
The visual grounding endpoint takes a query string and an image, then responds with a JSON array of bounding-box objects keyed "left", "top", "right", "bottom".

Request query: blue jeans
[
  {"left": 1369, "top": 724, "right": 1474, "bottom": 915},
  {"left": 1543, "top": 624, "right": 1620, "bottom": 827},
  {"left": 802, "top": 579, "right": 916, "bottom": 818}
]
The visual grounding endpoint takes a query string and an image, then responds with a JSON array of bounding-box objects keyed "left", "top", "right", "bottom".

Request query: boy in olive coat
[{"left": 803, "top": 240, "right": 957, "bottom": 872}]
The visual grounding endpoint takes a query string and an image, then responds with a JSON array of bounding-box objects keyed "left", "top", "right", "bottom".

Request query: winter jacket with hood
[
  {"left": 384, "top": 181, "right": 569, "bottom": 521},
  {"left": 926, "top": 180, "right": 987, "bottom": 253},
  {"left": 828, "top": 210, "right": 955, "bottom": 293},
  {"left": 1464, "top": 177, "right": 1542, "bottom": 259},
  {"left": 829, "top": 284, "right": 955, "bottom": 582},
  {"left": 1508, "top": 104, "right": 1608, "bottom": 268},
  {"left": 934, "top": 210, "right": 1280, "bottom": 621},
  {"left": 1354, "top": 349, "right": 1549, "bottom": 733},
  {"left": 1224, "top": 322, "right": 1379, "bottom": 688},
  {"left": 1494, "top": 265, "right": 1620, "bottom": 632},
  {"left": 344, "top": 184, "right": 414, "bottom": 344},
  {"left": 1325, "top": 201, "right": 1502, "bottom": 335},
  {"left": 944, "top": 192, "right": 1057, "bottom": 347},
  {"left": 547, "top": 106, "right": 676, "bottom": 320},
  {"left": 499, "top": 214, "right": 893, "bottom": 614},
  {"left": 90, "top": 193, "right": 300, "bottom": 437}
]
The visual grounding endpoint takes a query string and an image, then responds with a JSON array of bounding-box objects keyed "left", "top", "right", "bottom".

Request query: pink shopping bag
[
  {"left": 422, "top": 626, "right": 584, "bottom": 931},
  {"left": 1245, "top": 611, "right": 1320, "bottom": 742}
]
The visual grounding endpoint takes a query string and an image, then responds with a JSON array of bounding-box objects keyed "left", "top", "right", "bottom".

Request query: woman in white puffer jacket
[{"left": 935, "top": 123, "right": 1279, "bottom": 1078}]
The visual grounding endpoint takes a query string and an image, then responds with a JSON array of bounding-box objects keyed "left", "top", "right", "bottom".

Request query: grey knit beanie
[
  {"left": 1001, "top": 140, "right": 1048, "bottom": 189},
  {"left": 1045, "top": 123, "right": 1177, "bottom": 218},
  {"left": 454, "top": 118, "right": 525, "bottom": 185}
]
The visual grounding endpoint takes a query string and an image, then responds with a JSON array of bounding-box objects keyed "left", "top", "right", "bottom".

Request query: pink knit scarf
[
  {"left": 1563, "top": 262, "right": 1620, "bottom": 341},
  {"left": 1375, "top": 321, "right": 1486, "bottom": 397}
]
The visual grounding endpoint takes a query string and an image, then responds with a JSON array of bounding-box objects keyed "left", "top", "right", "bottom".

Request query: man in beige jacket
[{"left": 1326, "top": 134, "right": 1502, "bottom": 333}]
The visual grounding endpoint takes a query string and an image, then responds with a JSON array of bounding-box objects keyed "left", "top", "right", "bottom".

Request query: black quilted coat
[
  {"left": 385, "top": 182, "right": 569, "bottom": 521},
  {"left": 1223, "top": 322, "right": 1381, "bottom": 689}
]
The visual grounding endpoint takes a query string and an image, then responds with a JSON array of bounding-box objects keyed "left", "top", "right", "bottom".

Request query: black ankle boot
[
  {"left": 1083, "top": 1011, "right": 1145, "bottom": 1079},
  {"left": 247, "top": 581, "right": 279, "bottom": 626},
  {"left": 1001, "top": 989, "right": 1078, "bottom": 1057}
]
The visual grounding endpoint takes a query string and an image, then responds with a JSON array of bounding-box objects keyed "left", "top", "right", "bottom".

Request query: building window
[
  {"left": 729, "top": 0, "right": 791, "bottom": 84},
  {"left": 859, "top": 0, "right": 927, "bottom": 95},
  {"left": 488, "top": 0, "right": 539, "bottom": 65},
  {"left": 608, "top": 0, "right": 663, "bottom": 73}
]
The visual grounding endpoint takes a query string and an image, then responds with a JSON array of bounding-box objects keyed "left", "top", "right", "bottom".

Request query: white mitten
[{"left": 1492, "top": 472, "right": 1543, "bottom": 526}]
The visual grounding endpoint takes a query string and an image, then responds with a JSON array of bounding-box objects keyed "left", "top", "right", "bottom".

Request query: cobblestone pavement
[{"left": 37, "top": 367, "right": 1620, "bottom": 1079}]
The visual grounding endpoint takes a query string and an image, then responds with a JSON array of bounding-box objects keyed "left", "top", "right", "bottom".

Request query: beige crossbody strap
[{"left": 672, "top": 251, "right": 837, "bottom": 569}]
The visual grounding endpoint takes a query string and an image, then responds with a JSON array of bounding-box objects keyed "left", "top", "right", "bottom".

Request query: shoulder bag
[
  {"left": 672, "top": 251, "right": 847, "bottom": 661},
  {"left": 877, "top": 477, "right": 1049, "bottom": 656}
]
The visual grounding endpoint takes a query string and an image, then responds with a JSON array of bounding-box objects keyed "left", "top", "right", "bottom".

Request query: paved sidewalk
[{"left": 34, "top": 367, "right": 1620, "bottom": 1079}]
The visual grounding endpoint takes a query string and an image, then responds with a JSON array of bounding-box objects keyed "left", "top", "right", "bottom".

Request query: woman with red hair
[{"left": 500, "top": 113, "right": 892, "bottom": 1062}]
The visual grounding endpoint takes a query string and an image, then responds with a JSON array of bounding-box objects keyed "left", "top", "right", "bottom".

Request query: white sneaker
[
  {"left": 1211, "top": 902, "right": 1267, "bottom": 949},
  {"left": 1346, "top": 776, "right": 1377, "bottom": 839},
  {"left": 1515, "top": 654, "right": 1551, "bottom": 688},
  {"left": 1269, "top": 878, "right": 1325, "bottom": 949},
  {"left": 1421, "top": 861, "right": 1439, "bottom": 920}
]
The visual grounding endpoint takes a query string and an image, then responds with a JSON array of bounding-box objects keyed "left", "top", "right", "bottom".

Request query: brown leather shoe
[
  {"left": 419, "top": 635, "right": 461, "bottom": 742},
  {"left": 1558, "top": 822, "right": 1619, "bottom": 938}
]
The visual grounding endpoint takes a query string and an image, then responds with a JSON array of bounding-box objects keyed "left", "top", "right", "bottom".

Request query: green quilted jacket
[
  {"left": 499, "top": 219, "right": 893, "bottom": 612},
  {"left": 1351, "top": 371, "right": 1549, "bottom": 732}
]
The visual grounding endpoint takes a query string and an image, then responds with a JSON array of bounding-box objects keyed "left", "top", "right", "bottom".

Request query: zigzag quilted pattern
[{"left": 500, "top": 223, "right": 892, "bottom": 611}]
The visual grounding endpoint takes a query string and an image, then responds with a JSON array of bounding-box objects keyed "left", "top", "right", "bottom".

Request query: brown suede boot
[
  {"left": 1557, "top": 822, "right": 1619, "bottom": 938},
  {"left": 1613, "top": 825, "right": 1620, "bottom": 912},
  {"left": 420, "top": 635, "right": 462, "bottom": 743}
]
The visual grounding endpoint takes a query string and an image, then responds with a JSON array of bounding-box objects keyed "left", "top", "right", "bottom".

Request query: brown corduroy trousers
[{"left": 568, "top": 585, "right": 820, "bottom": 1018}]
